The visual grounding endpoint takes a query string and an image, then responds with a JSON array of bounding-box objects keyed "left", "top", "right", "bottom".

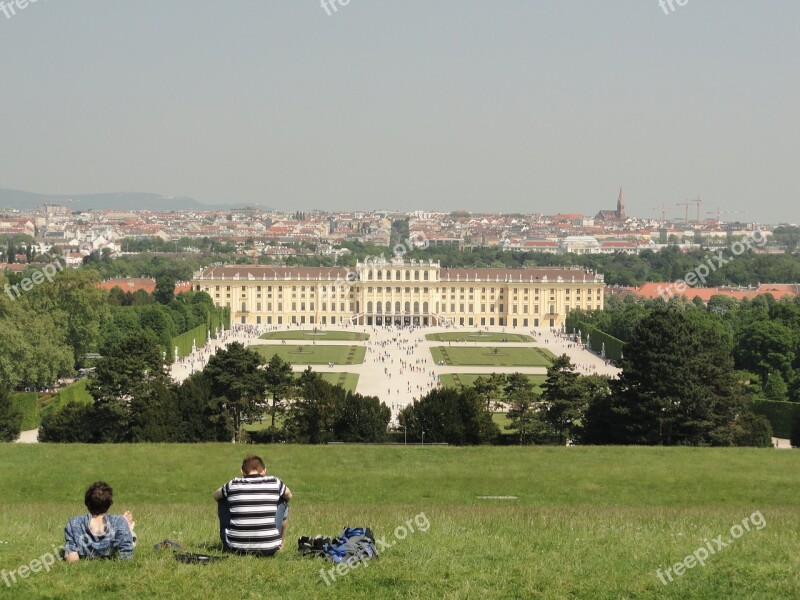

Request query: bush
[
  {"left": 0, "top": 388, "right": 23, "bottom": 442},
  {"left": 39, "top": 402, "right": 97, "bottom": 443},
  {"left": 732, "top": 412, "right": 773, "bottom": 447},
  {"left": 751, "top": 400, "right": 800, "bottom": 438},
  {"left": 791, "top": 413, "right": 800, "bottom": 448}
]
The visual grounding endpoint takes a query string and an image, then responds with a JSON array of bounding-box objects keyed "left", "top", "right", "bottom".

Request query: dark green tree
[
  {"left": 608, "top": 307, "right": 752, "bottom": 446},
  {"left": 790, "top": 413, "right": 800, "bottom": 449},
  {"left": 263, "top": 354, "right": 296, "bottom": 439},
  {"left": 88, "top": 332, "right": 169, "bottom": 405},
  {"left": 203, "top": 342, "right": 266, "bottom": 441},
  {"left": 153, "top": 276, "right": 177, "bottom": 305},
  {"left": 399, "top": 387, "right": 498, "bottom": 445},
  {"left": 0, "top": 388, "right": 23, "bottom": 442},
  {"left": 540, "top": 355, "right": 586, "bottom": 444},
  {"left": 472, "top": 373, "right": 506, "bottom": 409},
  {"left": 505, "top": 389, "right": 547, "bottom": 445}
]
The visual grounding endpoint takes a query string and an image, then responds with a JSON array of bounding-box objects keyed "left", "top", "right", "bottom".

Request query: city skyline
[{"left": 1, "top": 1, "right": 798, "bottom": 222}]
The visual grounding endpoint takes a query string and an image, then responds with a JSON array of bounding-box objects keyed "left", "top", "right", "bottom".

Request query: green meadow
[
  {"left": 424, "top": 332, "right": 534, "bottom": 343},
  {"left": 0, "top": 445, "right": 798, "bottom": 599},
  {"left": 253, "top": 345, "right": 366, "bottom": 365},
  {"left": 439, "top": 373, "right": 546, "bottom": 393},
  {"left": 430, "top": 346, "right": 555, "bottom": 367},
  {"left": 259, "top": 330, "right": 370, "bottom": 342}
]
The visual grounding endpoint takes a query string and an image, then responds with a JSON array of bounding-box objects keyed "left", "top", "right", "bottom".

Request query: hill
[
  {"left": 0, "top": 445, "right": 797, "bottom": 599},
  {"left": 0, "top": 188, "right": 273, "bottom": 212}
]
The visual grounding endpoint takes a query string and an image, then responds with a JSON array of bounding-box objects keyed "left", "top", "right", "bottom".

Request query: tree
[
  {"left": 263, "top": 354, "right": 295, "bottom": 439},
  {"left": 88, "top": 332, "right": 169, "bottom": 405},
  {"left": 607, "top": 307, "right": 753, "bottom": 446},
  {"left": 764, "top": 372, "right": 789, "bottom": 401},
  {"left": 175, "top": 373, "right": 233, "bottom": 442},
  {"left": 0, "top": 388, "right": 22, "bottom": 442},
  {"left": 285, "top": 372, "right": 338, "bottom": 444},
  {"left": 472, "top": 373, "right": 506, "bottom": 409},
  {"left": 399, "top": 387, "right": 498, "bottom": 445},
  {"left": 203, "top": 342, "right": 266, "bottom": 441},
  {"left": 153, "top": 276, "right": 176, "bottom": 305},
  {"left": 0, "top": 296, "right": 74, "bottom": 389},
  {"left": 505, "top": 389, "right": 546, "bottom": 445},
  {"left": 540, "top": 355, "right": 586, "bottom": 444},
  {"left": 26, "top": 269, "right": 112, "bottom": 364},
  {"left": 734, "top": 319, "right": 797, "bottom": 387},
  {"left": 335, "top": 391, "right": 391, "bottom": 443}
]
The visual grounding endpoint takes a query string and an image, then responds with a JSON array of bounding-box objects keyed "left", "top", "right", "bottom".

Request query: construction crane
[
  {"left": 652, "top": 203, "right": 669, "bottom": 221},
  {"left": 690, "top": 196, "right": 702, "bottom": 223},
  {"left": 674, "top": 201, "right": 690, "bottom": 222}
]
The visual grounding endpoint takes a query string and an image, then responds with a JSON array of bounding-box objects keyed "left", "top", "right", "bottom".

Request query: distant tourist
[
  {"left": 64, "top": 482, "right": 137, "bottom": 562},
  {"left": 213, "top": 455, "right": 292, "bottom": 556}
]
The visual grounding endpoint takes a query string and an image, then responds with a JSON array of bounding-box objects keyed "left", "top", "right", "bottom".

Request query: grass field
[
  {"left": 424, "top": 331, "right": 533, "bottom": 343},
  {"left": 439, "top": 373, "right": 546, "bottom": 393},
  {"left": 430, "top": 346, "right": 555, "bottom": 367},
  {"left": 0, "top": 445, "right": 798, "bottom": 599},
  {"left": 259, "top": 330, "right": 370, "bottom": 342},
  {"left": 254, "top": 345, "right": 366, "bottom": 365},
  {"left": 318, "top": 372, "right": 360, "bottom": 392}
]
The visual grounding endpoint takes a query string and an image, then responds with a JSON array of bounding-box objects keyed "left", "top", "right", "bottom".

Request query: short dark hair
[
  {"left": 242, "top": 455, "right": 265, "bottom": 474},
  {"left": 84, "top": 481, "right": 113, "bottom": 515}
]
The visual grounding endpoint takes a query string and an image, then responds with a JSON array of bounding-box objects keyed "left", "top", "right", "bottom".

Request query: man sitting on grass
[
  {"left": 213, "top": 455, "right": 292, "bottom": 556},
  {"left": 64, "top": 481, "right": 137, "bottom": 562}
]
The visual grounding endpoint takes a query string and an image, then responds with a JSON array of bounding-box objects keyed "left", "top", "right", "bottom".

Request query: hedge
[
  {"left": 574, "top": 321, "right": 625, "bottom": 363},
  {"left": 171, "top": 307, "right": 229, "bottom": 360},
  {"left": 10, "top": 392, "right": 40, "bottom": 430},
  {"left": 41, "top": 380, "right": 93, "bottom": 418},
  {"left": 751, "top": 400, "right": 800, "bottom": 439}
]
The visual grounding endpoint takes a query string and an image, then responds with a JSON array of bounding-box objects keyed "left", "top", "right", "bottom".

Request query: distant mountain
[{"left": 0, "top": 188, "right": 273, "bottom": 212}]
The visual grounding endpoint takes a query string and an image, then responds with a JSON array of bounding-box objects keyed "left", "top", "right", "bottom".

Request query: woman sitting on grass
[{"left": 64, "top": 481, "right": 137, "bottom": 562}]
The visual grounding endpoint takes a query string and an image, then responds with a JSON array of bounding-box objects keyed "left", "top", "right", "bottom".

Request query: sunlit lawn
[
  {"left": 259, "top": 330, "right": 369, "bottom": 341},
  {"left": 430, "top": 346, "right": 555, "bottom": 367},
  {"left": 0, "top": 445, "right": 798, "bottom": 599},
  {"left": 254, "top": 345, "right": 366, "bottom": 365}
]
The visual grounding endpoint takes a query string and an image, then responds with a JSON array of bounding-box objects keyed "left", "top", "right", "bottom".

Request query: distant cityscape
[{"left": 0, "top": 188, "right": 784, "bottom": 269}]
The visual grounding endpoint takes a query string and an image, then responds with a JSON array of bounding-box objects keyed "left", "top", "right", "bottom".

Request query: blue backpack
[{"left": 298, "top": 527, "right": 378, "bottom": 564}]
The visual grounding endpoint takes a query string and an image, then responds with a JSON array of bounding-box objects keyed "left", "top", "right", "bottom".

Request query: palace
[{"left": 192, "top": 260, "right": 605, "bottom": 328}]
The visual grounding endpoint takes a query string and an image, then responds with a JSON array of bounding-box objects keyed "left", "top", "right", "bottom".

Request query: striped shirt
[{"left": 222, "top": 475, "right": 287, "bottom": 553}]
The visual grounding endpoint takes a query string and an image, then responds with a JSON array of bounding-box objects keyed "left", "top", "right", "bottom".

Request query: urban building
[{"left": 193, "top": 259, "right": 605, "bottom": 328}]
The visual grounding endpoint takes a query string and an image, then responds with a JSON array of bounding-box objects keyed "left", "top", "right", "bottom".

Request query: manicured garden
[
  {"left": 424, "top": 331, "right": 533, "bottom": 343},
  {"left": 430, "top": 346, "right": 555, "bottom": 367},
  {"left": 259, "top": 330, "right": 370, "bottom": 342},
  {"left": 254, "top": 345, "right": 366, "bottom": 365}
]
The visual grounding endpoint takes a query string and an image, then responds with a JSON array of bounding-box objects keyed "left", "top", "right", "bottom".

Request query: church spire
[{"left": 617, "top": 187, "right": 625, "bottom": 219}]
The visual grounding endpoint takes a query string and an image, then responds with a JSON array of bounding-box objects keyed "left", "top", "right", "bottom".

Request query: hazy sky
[{"left": 1, "top": 1, "right": 798, "bottom": 222}]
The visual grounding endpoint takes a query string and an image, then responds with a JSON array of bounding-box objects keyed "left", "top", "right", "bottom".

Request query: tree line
[
  {"left": 569, "top": 293, "right": 800, "bottom": 404},
  {"left": 37, "top": 338, "right": 391, "bottom": 444}
]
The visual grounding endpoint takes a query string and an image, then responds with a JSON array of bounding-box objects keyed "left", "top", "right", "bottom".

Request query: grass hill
[{"left": 0, "top": 445, "right": 797, "bottom": 599}]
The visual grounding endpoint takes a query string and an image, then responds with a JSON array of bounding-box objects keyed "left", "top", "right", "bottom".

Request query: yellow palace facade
[{"left": 192, "top": 260, "right": 605, "bottom": 329}]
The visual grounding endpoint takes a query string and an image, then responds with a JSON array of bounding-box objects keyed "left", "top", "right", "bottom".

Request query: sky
[{"left": 1, "top": 1, "right": 798, "bottom": 223}]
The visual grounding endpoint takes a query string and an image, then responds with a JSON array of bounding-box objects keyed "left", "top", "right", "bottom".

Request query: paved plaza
[{"left": 169, "top": 322, "right": 622, "bottom": 421}]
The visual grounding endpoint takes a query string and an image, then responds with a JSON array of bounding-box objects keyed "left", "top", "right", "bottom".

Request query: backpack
[{"left": 298, "top": 527, "right": 377, "bottom": 564}]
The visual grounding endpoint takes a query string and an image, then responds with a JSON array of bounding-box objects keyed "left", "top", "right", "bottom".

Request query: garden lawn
[
  {"left": 439, "top": 373, "right": 546, "bottom": 393},
  {"left": 254, "top": 345, "right": 366, "bottom": 365},
  {"left": 318, "top": 372, "right": 360, "bottom": 393},
  {"left": 430, "top": 346, "right": 555, "bottom": 367},
  {"left": 259, "top": 330, "right": 369, "bottom": 342},
  {"left": 425, "top": 332, "right": 533, "bottom": 343},
  {"left": 0, "top": 445, "right": 798, "bottom": 599}
]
